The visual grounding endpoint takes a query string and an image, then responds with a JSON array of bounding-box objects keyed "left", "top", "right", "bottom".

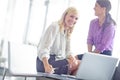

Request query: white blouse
[{"left": 37, "top": 22, "right": 73, "bottom": 61}]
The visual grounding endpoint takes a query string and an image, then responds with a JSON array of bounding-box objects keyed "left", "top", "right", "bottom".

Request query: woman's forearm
[
  {"left": 42, "top": 57, "right": 53, "bottom": 73},
  {"left": 87, "top": 44, "right": 92, "bottom": 52},
  {"left": 42, "top": 57, "right": 49, "bottom": 66}
]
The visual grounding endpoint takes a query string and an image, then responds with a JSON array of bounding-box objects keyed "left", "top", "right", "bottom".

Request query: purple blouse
[{"left": 87, "top": 18, "right": 116, "bottom": 52}]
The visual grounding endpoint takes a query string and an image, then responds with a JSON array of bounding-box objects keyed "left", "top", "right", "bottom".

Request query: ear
[{"left": 103, "top": 7, "right": 106, "bottom": 14}]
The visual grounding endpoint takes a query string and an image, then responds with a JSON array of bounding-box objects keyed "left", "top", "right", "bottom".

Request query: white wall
[{"left": 0, "top": 0, "right": 120, "bottom": 58}]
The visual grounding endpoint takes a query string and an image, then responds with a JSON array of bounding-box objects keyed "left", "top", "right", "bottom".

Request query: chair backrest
[
  {"left": 0, "top": 39, "right": 4, "bottom": 56},
  {"left": 0, "top": 39, "right": 7, "bottom": 80},
  {"left": 113, "top": 60, "right": 120, "bottom": 80},
  {"left": 0, "top": 39, "right": 6, "bottom": 64},
  {"left": 7, "top": 41, "right": 37, "bottom": 74}
]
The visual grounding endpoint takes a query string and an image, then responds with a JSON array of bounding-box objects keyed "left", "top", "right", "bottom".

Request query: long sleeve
[
  {"left": 87, "top": 20, "right": 94, "bottom": 45},
  {"left": 96, "top": 24, "right": 116, "bottom": 52},
  {"left": 37, "top": 22, "right": 59, "bottom": 60},
  {"left": 66, "top": 37, "right": 73, "bottom": 57},
  {"left": 87, "top": 19, "right": 116, "bottom": 52}
]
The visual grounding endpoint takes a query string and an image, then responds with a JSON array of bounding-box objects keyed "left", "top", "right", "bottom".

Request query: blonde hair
[{"left": 58, "top": 7, "right": 78, "bottom": 38}]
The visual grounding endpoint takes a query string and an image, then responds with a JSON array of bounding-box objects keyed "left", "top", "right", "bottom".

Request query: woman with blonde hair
[{"left": 36, "top": 7, "right": 80, "bottom": 75}]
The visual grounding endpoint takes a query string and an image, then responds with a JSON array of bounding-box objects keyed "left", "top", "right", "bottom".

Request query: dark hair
[
  {"left": 96, "top": 0, "right": 116, "bottom": 31},
  {"left": 97, "top": 0, "right": 111, "bottom": 14}
]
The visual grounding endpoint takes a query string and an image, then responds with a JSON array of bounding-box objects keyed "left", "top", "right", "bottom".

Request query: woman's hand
[
  {"left": 44, "top": 64, "right": 54, "bottom": 74},
  {"left": 42, "top": 57, "right": 54, "bottom": 74},
  {"left": 67, "top": 55, "right": 80, "bottom": 73}
]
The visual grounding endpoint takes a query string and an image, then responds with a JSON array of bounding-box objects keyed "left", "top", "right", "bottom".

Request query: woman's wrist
[{"left": 42, "top": 57, "right": 49, "bottom": 65}]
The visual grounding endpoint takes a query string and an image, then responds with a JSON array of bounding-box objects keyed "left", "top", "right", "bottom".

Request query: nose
[
  {"left": 93, "top": 7, "right": 95, "bottom": 10},
  {"left": 72, "top": 19, "right": 77, "bottom": 24}
]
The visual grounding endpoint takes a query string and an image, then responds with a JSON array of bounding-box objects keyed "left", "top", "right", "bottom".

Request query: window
[{"left": 0, "top": 0, "right": 120, "bottom": 58}]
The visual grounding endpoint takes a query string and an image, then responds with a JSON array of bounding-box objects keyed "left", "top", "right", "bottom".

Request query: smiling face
[
  {"left": 64, "top": 12, "right": 78, "bottom": 29},
  {"left": 58, "top": 7, "right": 79, "bottom": 35}
]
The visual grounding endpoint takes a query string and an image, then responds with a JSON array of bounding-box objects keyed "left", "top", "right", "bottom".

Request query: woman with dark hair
[{"left": 77, "top": 0, "right": 116, "bottom": 60}]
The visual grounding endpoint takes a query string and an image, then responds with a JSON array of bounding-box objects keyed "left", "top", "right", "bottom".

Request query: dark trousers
[
  {"left": 36, "top": 55, "right": 69, "bottom": 75},
  {"left": 77, "top": 50, "right": 112, "bottom": 60}
]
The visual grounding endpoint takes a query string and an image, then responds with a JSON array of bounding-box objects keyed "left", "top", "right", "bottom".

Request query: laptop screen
[{"left": 76, "top": 53, "right": 118, "bottom": 80}]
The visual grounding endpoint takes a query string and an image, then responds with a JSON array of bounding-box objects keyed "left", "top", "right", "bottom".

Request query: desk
[
  {"left": 5, "top": 71, "right": 79, "bottom": 80},
  {"left": 3, "top": 42, "right": 79, "bottom": 80}
]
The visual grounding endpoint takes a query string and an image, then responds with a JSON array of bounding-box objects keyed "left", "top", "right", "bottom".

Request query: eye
[
  {"left": 70, "top": 15, "right": 78, "bottom": 20},
  {"left": 75, "top": 17, "right": 78, "bottom": 20},
  {"left": 70, "top": 15, "right": 74, "bottom": 18}
]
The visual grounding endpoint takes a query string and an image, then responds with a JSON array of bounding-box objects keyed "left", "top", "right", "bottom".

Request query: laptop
[{"left": 73, "top": 52, "right": 118, "bottom": 80}]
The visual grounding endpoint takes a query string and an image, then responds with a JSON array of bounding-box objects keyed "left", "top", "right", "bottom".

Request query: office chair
[
  {"left": 0, "top": 39, "right": 7, "bottom": 80},
  {"left": 113, "top": 60, "right": 120, "bottom": 80}
]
